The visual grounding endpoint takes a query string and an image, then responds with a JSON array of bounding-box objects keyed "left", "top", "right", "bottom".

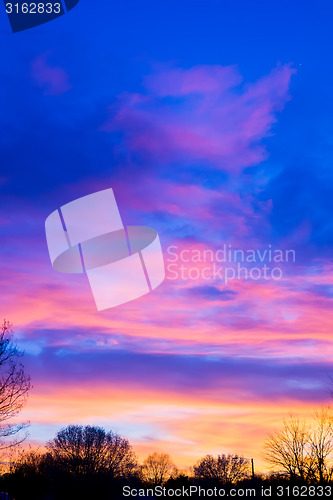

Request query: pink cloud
[
  {"left": 144, "top": 64, "right": 242, "bottom": 96},
  {"left": 31, "top": 54, "right": 71, "bottom": 96},
  {"left": 102, "top": 63, "right": 296, "bottom": 173}
]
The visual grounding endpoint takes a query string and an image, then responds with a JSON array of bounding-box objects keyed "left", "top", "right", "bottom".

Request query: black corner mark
[{"left": 2, "top": 0, "right": 80, "bottom": 33}]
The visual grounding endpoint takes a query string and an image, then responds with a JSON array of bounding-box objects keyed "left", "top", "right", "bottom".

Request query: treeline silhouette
[
  {"left": 1, "top": 413, "right": 333, "bottom": 500},
  {"left": 1, "top": 323, "right": 333, "bottom": 499}
]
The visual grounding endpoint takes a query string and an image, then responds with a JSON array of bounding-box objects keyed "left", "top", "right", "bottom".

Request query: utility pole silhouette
[{"left": 251, "top": 458, "right": 255, "bottom": 479}]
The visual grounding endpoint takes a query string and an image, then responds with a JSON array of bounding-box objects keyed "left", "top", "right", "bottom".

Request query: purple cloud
[
  {"left": 31, "top": 53, "right": 71, "bottom": 96},
  {"left": 102, "top": 63, "right": 295, "bottom": 173}
]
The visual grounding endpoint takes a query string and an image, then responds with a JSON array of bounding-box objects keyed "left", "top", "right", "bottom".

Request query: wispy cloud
[
  {"left": 31, "top": 53, "right": 71, "bottom": 96},
  {"left": 103, "top": 63, "right": 295, "bottom": 172}
]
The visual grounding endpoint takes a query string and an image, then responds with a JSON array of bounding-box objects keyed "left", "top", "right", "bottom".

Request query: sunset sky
[{"left": 1, "top": 0, "right": 333, "bottom": 472}]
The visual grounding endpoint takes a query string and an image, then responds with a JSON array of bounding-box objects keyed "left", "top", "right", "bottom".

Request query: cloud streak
[{"left": 103, "top": 63, "right": 295, "bottom": 173}]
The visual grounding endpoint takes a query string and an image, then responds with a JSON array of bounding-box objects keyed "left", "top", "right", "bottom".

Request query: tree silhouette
[
  {"left": 141, "top": 452, "right": 176, "bottom": 486},
  {"left": 309, "top": 409, "right": 333, "bottom": 483},
  {"left": 47, "top": 424, "right": 137, "bottom": 479},
  {"left": 194, "top": 454, "right": 250, "bottom": 483},
  {"left": 0, "top": 320, "right": 31, "bottom": 449},
  {"left": 263, "top": 416, "right": 314, "bottom": 482},
  {"left": 9, "top": 449, "right": 48, "bottom": 499}
]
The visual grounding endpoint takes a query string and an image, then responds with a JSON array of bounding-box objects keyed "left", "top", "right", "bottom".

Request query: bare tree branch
[
  {"left": 0, "top": 320, "right": 31, "bottom": 450},
  {"left": 141, "top": 452, "right": 176, "bottom": 486},
  {"left": 194, "top": 454, "right": 250, "bottom": 483}
]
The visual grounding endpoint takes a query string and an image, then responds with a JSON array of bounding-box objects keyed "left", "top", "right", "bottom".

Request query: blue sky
[{"left": 1, "top": 0, "right": 333, "bottom": 469}]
